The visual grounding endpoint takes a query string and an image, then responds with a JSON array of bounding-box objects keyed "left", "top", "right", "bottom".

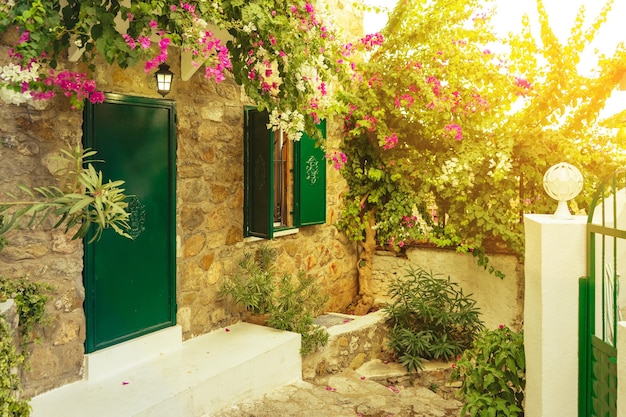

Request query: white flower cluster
[
  {"left": 254, "top": 59, "right": 282, "bottom": 96},
  {"left": 0, "top": 87, "right": 30, "bottom": 105},
  {"left": 487, "top": 152, "right": 512, "bottom": 181},
  {"left": 439, "top": 157, "right": 476, "bottom": 188},
  {"left": 0, "top": 0, "right": 15, "bottom": 13},
  {"left": 0, "top": 63, "right": 41, "bottom": 105},
  {"left": 267, "top": 108, "right": 305, "bottom": 141},
  {"left": 295, "top": 59, "right": 322, "bottom": 93},
  {"left": 242, "top": 22, "right": 257, "bottom": 34},
  {"left": 0, "top": 62, "right": 40, "bottom": 83}
]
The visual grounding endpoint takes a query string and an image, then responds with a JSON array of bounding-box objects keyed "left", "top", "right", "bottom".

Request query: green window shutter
[
  {"left": 297, "top": 121, "right": 326, "bottom": 226},
  {"left": 245, "top": 109, "right": 274, "bottom": 238}
]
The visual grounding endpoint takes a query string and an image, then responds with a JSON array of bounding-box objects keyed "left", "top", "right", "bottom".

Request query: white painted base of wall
[{"left": 30, "top": 323, "right": 302, "bottom": 417}]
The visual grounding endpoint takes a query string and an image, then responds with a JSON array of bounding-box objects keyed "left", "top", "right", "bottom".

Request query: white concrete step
[{"left": 30, "top": 323, "right": 302, "bottom": 417}]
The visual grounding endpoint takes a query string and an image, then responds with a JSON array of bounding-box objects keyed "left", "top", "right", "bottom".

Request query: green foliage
[
  {"left": 337, "top": 0, "right": 626, "bottom": 273},
  {"left": 0, "top": 275, "right": 49, "bottom": 417},
  {"left": 0, "top": 145, "right": 131, "bottom": 244},
  {"left": 385, "top": 267, "right": 484, "bottom": 371},
  {"left": 266, "top": 271, "right": 330, "bottom": 355},
  {"left": 0, "top": 321, "right": 30, "bottom": 417},
  {"left": 221, "top": 244, "right": 329, "bottom": 355},
  {"left": 0, "top": 276, "right": 48, "bottom": 340},
  {"left": 221, "top": 245, "right": 277, "bottom": 315},
  {"left": 451, "top": 325, "right": 526, "bottom": 417}
]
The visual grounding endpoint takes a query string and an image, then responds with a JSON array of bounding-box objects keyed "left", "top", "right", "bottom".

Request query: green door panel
[
  {"left": 83, "top": 94, "right": 176, "bottom": 353},
  {"left": 298, "top": 120, "right": 326, "bottom": 226},
  {"left": 245, "top": 108, "right": 273, "bottom": 238}
]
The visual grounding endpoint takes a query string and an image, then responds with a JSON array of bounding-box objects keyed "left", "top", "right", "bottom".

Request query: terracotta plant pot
[{"left": 243, "top": 312, "right": 270, "bottom": 326}]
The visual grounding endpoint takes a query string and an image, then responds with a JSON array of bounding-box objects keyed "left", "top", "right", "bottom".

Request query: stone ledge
[{"left": 303, "top": 310, "right": 389, "bottom": 379}]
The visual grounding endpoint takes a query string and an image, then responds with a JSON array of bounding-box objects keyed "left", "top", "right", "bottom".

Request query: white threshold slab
[{"left": 86, "top": 325, "right": 183, "bottom": 381}]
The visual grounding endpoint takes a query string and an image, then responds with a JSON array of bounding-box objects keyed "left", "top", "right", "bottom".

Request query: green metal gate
[{"left": 579, "top": 168, "right": 626, "bottom": 417}]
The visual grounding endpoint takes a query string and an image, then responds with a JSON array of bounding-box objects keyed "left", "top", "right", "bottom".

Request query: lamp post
[
  {"left": 155, "top": 63, "right": 174, "bottom": 97},
  {"left": 542, "top": 162, "right": 584, "bottom": 219}
]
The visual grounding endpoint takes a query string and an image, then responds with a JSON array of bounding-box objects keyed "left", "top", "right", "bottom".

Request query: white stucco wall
[
  {"left": 524, "top": 214, "right": 587, "bottom": 417},
  {"left": 372, "top": 247, "right": 523, "bottom": 330}
]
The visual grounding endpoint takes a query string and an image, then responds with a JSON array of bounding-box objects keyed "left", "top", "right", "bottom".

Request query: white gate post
[{"left": 524, "top": 214, "right": 587, "bottom": 417}]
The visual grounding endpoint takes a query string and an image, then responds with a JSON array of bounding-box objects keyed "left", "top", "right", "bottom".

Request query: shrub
[
  {"left": 220, "top": 245, "right": 277, "bottom": 315},
  {"left": 221, "top": 244, "right": 329, "bottom": 355},
  {"left": 451, "top": 325, "right": 525, "bottom": 417},
  {"left": 266, "top": 271, "right": 329, "bottom": 355},
  {"left": 385, "top": 267, "right": 484, "bottom": 371},
  {"left": 0, "top": 275, "right": 49, "bottom": 417}
]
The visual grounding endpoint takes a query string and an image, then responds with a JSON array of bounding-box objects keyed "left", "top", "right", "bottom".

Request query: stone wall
[
  {"left": 372, "top": 247, "right": 524, "bottom": 331},
  {"left": 0, "top": 33, "right": 359, "bottom": 396}
]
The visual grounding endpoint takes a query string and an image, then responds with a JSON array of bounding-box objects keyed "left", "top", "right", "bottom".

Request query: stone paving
[{"left": 212, "top": 368, "right": 463, "bottom": 417}]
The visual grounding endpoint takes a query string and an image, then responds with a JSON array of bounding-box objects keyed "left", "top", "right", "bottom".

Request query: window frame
[{"left": 243, "top": 108, "right": 326, "bottom": 239}]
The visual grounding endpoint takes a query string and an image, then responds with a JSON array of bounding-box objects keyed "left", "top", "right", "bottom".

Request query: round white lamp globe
[{"left": 543, "top": 162, "right": 584, "bottom": 219}]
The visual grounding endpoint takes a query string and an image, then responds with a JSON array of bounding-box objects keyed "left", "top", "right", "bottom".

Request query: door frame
[{"left": 82, "top": 93, "right": 177, "bottom": 353}]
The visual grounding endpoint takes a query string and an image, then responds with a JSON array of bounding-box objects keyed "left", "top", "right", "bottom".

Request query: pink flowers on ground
[{"left": 383, "top": 132, "right": 398, "bottom": 150}]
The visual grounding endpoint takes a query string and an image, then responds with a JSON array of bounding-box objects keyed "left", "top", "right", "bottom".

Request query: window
[{"left": 244, "top": 108, "right": 326, "bottom": 238}]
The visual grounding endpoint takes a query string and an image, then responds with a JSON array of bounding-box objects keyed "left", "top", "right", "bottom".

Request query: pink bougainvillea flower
[
  {"left": 89, "top": 91, "right": 105, "bottom": 104},
  {"left": 122, "top": 34, "right": 136, "bottom": 50},
  {"left": 444, "top": 123, "right": 463, "bottom": 141},
  {"left": 383, "top": 132, "right": 398, "bottom": 150}
]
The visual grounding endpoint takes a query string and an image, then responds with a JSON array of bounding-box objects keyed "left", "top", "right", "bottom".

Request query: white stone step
[{"left": 30, "top": 323, "right": 302, "bottom": 417}]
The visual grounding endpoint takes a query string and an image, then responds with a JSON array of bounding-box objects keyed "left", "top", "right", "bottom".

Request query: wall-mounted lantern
[{"left": 155, "top": 63, "right": 174, "bottom": 97}]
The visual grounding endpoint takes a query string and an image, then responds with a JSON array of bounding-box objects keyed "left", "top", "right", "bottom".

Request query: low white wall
[{"left": 372, "top": 247, "right": 523, "bottom": 330}]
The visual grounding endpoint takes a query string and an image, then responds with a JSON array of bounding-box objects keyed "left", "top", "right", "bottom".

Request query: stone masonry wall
[{"left": 0, "top": 30, "right": 359, "bottom": 396}]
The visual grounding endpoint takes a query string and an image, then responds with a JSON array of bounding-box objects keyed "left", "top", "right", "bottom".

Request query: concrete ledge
[{"left": 31, "top": 323, "right": 302, "bottom": 417}]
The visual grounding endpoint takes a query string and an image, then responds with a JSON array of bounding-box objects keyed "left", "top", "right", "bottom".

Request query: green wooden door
[{"left": 83, "top": 94, "right": 177, "bottom": 353}]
